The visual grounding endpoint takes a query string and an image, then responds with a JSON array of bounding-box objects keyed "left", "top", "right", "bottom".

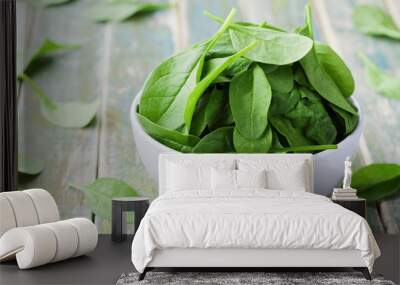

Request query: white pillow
[
  {"left": 237, "top": 159, "right": 310, "bottom": 192},
  {"left": 211, "top": 168, "right": 268, "bottom": 190},
  {"left": 236, "top": 169, "right": 267, "bottom": 189},
  {"left": 211, "top": 168, "right": 236, "bottom": 190},
  {"left": 167, "top": 162, "right": 211, "bottom": 191}
]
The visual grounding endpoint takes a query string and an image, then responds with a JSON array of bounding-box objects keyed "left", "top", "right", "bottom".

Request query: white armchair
[{"left": 0, "top": 189, "right": 97, "bottom": 269}]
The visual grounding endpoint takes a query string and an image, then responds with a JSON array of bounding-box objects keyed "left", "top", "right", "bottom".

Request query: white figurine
[{"left": 343, "top": 156, "right": 352, "bottom": 189}]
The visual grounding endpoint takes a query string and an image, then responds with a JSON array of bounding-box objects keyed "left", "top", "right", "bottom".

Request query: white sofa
[{"left": 0, "top": 189, "right": 98, "bottom": 269}]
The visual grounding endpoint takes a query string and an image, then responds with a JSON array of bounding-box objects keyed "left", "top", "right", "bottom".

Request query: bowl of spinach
[{"left": 130, "top": 5, "right": 363, "bottom": 195}]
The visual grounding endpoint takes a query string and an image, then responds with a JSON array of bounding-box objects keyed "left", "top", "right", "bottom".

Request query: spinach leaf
[
  {"left": 300, "top": 48, "right": 358, "bottom": 115},
  {"left": 358, "top": 52, "right": 400, "bottom": 100},
  {"left": 204, "top": 57, "right": 252, "bottom": 78},
  {"left": 259, "top": 63, "right": 279, "bottom": 74},
  {"left": 269, "top": 90, "right": 300, "bottom": 117},
  {"left": 292, "top": 64, "right": 310, "bottom": 87},
  {"left": 184, "top": 41, "right": 258, "bottom": 132},
  {"left": 353, "top": 5, "right": 400, "bottom": 40},
  {"left": 206, "top": 31, "right": 236, "bottom": 58},
  {"left": 269, "top": 116, "right": 312, "bottom": 146},
  {"left": 192, "top": 127, "right": 234, "bottom": 153},
  {"left": 229, "top": 25, "right": 313, "bottom": 65},
  {"left": 286, "top": 90, "right": 337, "bottom": 144},
  {"left": 229, "top": 64, "right": 271, "bottom": 139},
  {"left": 205, "top": 11, "right": 312, "bottom": 65},
  {"left": 189, "top": 92, "right": 209, "bottom": 137},
  {"left": 89, "top": 0, "right": 171, "bottom": 23},
  {"left": 352, "top": 164, "right": 400, "bottom": 190},
  {"left": 137, "top": 113, "right": 199, "bottom": 152},
  {"left": 19, "top": 74, "right": 100, "bottom": 128},
  {"left": 204, "top": 87, "right": 226, "bottom": 129},
  {"left": 140, "top": 9, "right": 236, "bottom": 131},
  {"left": 298, "top": 4, "right": 357, "bottom": 115},
  {"left": 315, "top": 43, "right": 355, "bottom": 97},
  {"left": 23, "top": 39, "right": 80, "bottom": 77},
  {"left": 233, "top": 126, "right": 272, "bottom": 153},
  {"left": 352, "top": 163, "right": 400, "bottom": 202},
  {"left": 73, "top": 178, "right": 139, "bottom": 220},
  {"left": 18, "top": 154, "right": 45, "bottom": 176},
  {"left": 266, "top": 65, "right": 294, "bottom": 93},
  {"left": 329, "top": 104, "right": 359, "bottom": 136},
  {"left": 357, "top": 176, "right": 400, "bottom": 202}
]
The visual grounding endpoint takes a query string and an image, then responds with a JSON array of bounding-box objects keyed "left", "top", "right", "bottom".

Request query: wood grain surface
[{"left": 16, "top": 0, "right": 400, "bottom": 233}]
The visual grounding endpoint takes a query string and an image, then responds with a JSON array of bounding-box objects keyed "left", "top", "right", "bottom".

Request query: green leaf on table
[
  {"left": 233, "top": 126, "right": 272, "bottom": 153},
  {"left": 72, "top": 178, "right": 140, "bottom": 220},
  {"left": 353, "top": 5, "right": 400, "bottom": 40},
  {"left": 89, "top": 0, "right": 171, "bottom": 23},
  {"left": 315, "top": 43, "right": 355, "bottom": 97},
  {"left": 204, "top": 57, "right": 252, "bottom": 78},
  {"left": 39, "top": 0, "right": 75, "bottom": 7},
  {"left": 357, "top": 52, "right": 400, "bottom": 100},
  {"left": 137, "top": 112, "right": 199, "bottom": 152},
  {"left": 352, "top": 163, "right": 400, "bottom": 202},
  {"left": 19, "top": 74, "right": 100, "bottom": 128},
  {"left": 229, "top": 64, "right": 271, "bottom": 140},
  {"left": 23, "top": 39, "right": 80, "bottom": 77},
  {"left": 140, "top": 9, "right": 236, "bottom": 132},
  {"left": 192, "top": 126, "right": 234, "bottom": 153},
  {"left": 352, "top": 164, "right": 400, "bottom": 190},
  {"left": 18, "top": 154, "right": 44, "bottom": 175}
]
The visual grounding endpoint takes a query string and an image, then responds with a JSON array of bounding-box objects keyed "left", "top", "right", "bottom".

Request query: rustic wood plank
[
  {"left": 17, "top": 0, "right": 101, "bottom": 220},
  {"left": 313, "top": 0, "right": 400, "bottom": 233},
  {"left": 96, "top": 5, "right": 176, "bottom": 232}
]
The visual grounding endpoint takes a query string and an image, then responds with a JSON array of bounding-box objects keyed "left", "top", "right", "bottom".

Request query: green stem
[
  {"left": 184, "top": 41, "right": 258, "bottom": 131},
  {"left": 270, "top": 144, "right": 337, "bottom": 153},
  {"left": 196, "top": 8, "right": 236, "bottom": 82}
]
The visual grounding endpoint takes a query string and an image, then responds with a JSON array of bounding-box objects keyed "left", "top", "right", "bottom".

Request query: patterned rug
[{"left": 116, "top": 271, "right": 395, "bottom": 285}]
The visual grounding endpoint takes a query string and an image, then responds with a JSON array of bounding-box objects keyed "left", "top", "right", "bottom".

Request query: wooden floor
[
  {"left": 0, "top": 234, "right": 398, "bottom": 284},
  {"left": 16, "top": 0, "right": 400, "bottom": 234}
]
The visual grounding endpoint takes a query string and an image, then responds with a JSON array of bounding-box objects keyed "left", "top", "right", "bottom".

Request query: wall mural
[{"left": 17, "top": 0, "right": 400, "bottom": 234}]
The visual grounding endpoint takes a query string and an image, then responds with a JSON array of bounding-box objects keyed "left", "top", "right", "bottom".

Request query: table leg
[{"left": 112, "top": 201, "right": 124, "bottom": 242}]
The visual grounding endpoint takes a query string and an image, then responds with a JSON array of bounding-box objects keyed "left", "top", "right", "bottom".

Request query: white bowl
[{"left": 130, "top": 91, "right": 364, "bottom": 196}]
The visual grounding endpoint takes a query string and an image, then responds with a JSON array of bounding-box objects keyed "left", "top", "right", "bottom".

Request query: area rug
[{"left": 116, "top": 272, "right": 395, "bottom": 285}]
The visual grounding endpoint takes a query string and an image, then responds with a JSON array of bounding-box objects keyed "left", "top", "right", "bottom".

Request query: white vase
[{"left": 130, "top": 91, "right": 364, "bottom": 196}]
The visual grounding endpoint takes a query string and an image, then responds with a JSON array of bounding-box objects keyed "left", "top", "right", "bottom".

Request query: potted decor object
[
  {"left": 130, "top": 93, "right": 363, "bottom": 196},
  {"left": 130, "top": 7, "right": 364, "bottom": 196}
]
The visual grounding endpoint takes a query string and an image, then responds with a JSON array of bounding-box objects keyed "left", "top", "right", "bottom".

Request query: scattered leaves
[
  {"left": 358, "top": 52, "right": 400, "bottom": 100},
  {"left": 353, "top": 5, "right": 400, "bottom": 40}
]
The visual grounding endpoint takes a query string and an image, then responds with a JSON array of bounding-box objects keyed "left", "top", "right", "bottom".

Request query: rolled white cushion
[
  {"left": 0, "top": 192, "right": 39, "bottom": 227},
  {"left": 65, "top": 218, "right": 98, "bottom": 257},
  {"left": 24, "top": 189, "right": 59, "bottom": 223},
  {"left": 0, "top": 218, "right": 97, "bottom": 269},
  {"left": 0, "top": 196, "right": 17, "bottom": 237},
  {"left": 42, "top": 221, "right": 79, "bottom": 262},
  {"left": 0, "top": 226, "right": 57, "bottom": 269}
]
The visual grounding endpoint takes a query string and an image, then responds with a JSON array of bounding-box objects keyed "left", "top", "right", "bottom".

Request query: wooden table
[{"left": 16, "top": 0, "right": 400, "bottom": 234}]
